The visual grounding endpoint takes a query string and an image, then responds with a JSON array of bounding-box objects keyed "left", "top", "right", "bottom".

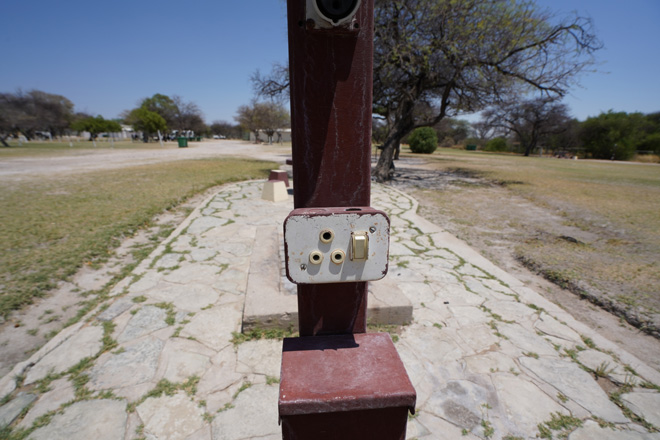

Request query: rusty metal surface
[
  {"left": 296, "top": 284, "right": 368, "bottom": 336},
  {"left": 279, "top": 332, "right": 416, "bottom": 416},
  {"left": 287, "top": 0, "right": 374, "bottom": 209},
  {"left": 281, "top": 407, "right": 409, "bottom": 440},
  {"left": 287, "top": 0, "right": 375, "bottom": 337}
]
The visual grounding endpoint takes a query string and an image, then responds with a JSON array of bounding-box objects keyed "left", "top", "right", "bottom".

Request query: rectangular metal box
[
  {"left": 284, "top": 207, "right": 390, "bottom": 284},
  {"left": 279, "top": 332, "right": 416, "bottom": 440}
]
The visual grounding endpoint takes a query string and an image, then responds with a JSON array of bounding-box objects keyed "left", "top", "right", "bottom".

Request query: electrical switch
[
  {"left": 351, "top": 232, "right": 368, "bottom": 261},
  {"left": 283, "top": 207, "right": 390, "bottom": 284}
]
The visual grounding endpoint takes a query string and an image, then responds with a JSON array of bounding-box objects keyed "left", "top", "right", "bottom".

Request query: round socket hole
[
  {"left": 331, "top": 250, "right": 345, "bottom": 264},
  {"left": 320, "top": 229, "right": 334, "bottom": 243},
  {"left": 309, "top": 251, "right": 324, "bottom": 265}
]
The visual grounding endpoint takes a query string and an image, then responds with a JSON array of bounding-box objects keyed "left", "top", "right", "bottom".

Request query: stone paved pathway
[{"left": 1, "top": 180, "right": 659, "bottom": 440}]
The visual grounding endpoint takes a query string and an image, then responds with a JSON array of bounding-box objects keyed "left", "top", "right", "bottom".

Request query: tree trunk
[{"left": 373, "top": 130, "right": 406, "bottom": 182}]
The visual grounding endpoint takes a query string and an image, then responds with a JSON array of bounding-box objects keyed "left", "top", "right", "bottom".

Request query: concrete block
[{"left": 262, "top": 180, "right": 289, "bottom": 202}]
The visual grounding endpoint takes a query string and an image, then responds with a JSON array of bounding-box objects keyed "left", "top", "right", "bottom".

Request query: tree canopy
[
  {"left": 71, "top": 115, "right": 122, "bottom": 140},
  {"left": 122, "top": 93, "right": 206, "bottom": 141},
  {"left": 125, "top": 108, "right": 168, "bottom": 141},
  {"left": 580, "top": 111, "right": 659, "bottom": 160},
  {"left": 371, "top": 0, "right": 601, "bottom": 180},
  {"left": 235, "top": 101, "right": 290, "bottom": 144},
  {"left": 481, "top": 97, "right": 571, "bottom": 156},
  {"left": 0, "top": 90, "right": 74, "bottom": 145},
  {"left": 253, "top": 0, "right": 601, "bottom": 180}
]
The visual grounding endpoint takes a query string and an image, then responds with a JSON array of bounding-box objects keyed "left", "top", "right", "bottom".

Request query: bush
[
  {"left": 408, "top": 127, "right": 438, "bottom": 154},
  {"left": 484, "top": 137, "right": 508, "bottom": 152}
]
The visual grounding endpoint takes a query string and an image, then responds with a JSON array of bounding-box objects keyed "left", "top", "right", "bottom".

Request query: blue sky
[{"left": 2, "top": 0, "right": 658, "bottom": 123}]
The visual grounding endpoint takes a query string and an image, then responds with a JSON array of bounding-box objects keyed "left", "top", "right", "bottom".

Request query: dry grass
[
  {"left": 0, "top": 157, "right": 275, "bottom": 318},
  {"left": 405, "top": 147, "right": 660, "bottom": 332}
]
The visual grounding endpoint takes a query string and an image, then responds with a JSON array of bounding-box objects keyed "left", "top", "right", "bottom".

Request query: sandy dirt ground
[{"left": 0, "top": 139, "right": 290, "bottom": 181}]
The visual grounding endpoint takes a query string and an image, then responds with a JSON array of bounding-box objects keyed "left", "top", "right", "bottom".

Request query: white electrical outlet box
[{"left": 284, "top": 207, "right": 390, "bottom": 284}]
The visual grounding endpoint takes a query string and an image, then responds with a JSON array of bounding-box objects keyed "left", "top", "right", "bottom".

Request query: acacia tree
[
  {"left": 171, "top": 96, "right": 206, "bottom": 134},
  {"left": 254, "top": 0, "right": 600, "bottom": 181},
  {"left": 370, "top": 0, "right": 600, "bottom": 180},
  {"left": 579, "top": 111, "right": 653, "bottom": 160},
  {"left": 71, "top": 115, "right": 122, "bottom": 140},
  {"left": 0, "top": 90, "right": 74, "bottom": 145},
  {"left": 123, "top": 93, "right": 206, "bottom": 140},
  {"left": 235, "top": 101, "right": 290, "bottom": 144},
  {"left": 480, "top": 97, "right": 571, "bottom": 156},
  {"left": 139, "top": 93, "right": 178, "bottom": 128},
  {"left": 124, "top": 108, "right": 167, "bottom": 142}
]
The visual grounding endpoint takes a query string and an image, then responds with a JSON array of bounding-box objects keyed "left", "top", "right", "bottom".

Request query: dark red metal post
[
  {"left": 287, "top": 0, "right": 374, "bottom": 337},
  {"left": 280, "top": 1, "right": 416, "bottom": 438}
]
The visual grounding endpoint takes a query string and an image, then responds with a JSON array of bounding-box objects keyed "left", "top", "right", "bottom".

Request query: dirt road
[{"left": 0, "top": 140, "right": 290, "bottom": 181}]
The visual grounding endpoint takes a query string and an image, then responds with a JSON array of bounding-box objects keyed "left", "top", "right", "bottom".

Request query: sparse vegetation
[
  {"left": 230, "top": 326, "right": 297, "bottom": 346},
  {"left": 411, "top": 147, "right": 660, "bottom": 336},
  {"left": 0, "top": 156, "right": 274, "bottom": 319}
]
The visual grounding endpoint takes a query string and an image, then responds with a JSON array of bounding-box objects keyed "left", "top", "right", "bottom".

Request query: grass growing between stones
[
  {"left": 230, "top": 326, "right": 298, "bottom": 346},
  {"left": 536, "top": 412, "right": 582, "bottom": 439},
  {"left": 410, "top": 147, "right": 660, "bottom": 334},
  {"left": 0, "top": 157, "right": 275, "bottom": 319}
]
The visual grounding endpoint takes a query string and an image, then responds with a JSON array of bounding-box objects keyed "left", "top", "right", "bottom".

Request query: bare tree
[
  {"left": 252, "top": 0, "right": 600, "bottom": 181},
  {"left": 172, "top": 96, "right": 206, "bottom": 133},
  {"left": 0, "top": 90, "right": 74, "bottom": 145},
  {"left": 251, "top": 62, "right": 290, "bottom": 104},
  {"left": 235, "top": 101, "right": 290, "bottom": 144},
  {"left": 371, "top": 0, "right": 600, "bottom": 180},
  {"left": 481, "top": 97, "right": 571, "bottom": 156}
]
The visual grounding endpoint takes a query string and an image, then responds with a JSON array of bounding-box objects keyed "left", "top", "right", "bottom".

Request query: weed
[
  {"left": 537, "top": 412, "right": 582, "bottom": 439},
  {"left": 523, "top": 352, "right": 539, "bottom": 359},
  {"left": 233, "top": 381, "right": 252, "bottom": 399},
  {"left": 433, "top": 323, "right": 442, "bottom": 330},
  {"left": 132, "top": 295, "right": 147, "bottom": 303},
  {"left": 266, "top": 376, "right": 280, "bottom": 385},
  {"left": 217, "top": 403, "right": 235, "bottom": 413},
  {"left": 594, "top": 362, "right": 614, "bottom": 378},
  {"left": 580, "top": 335, "right": 596, "bottom": 349},
  {"left": 154, "top": 302, "right": 176, "bottom": 326},
  {"left": 481, "top": 419, "right": 494, "bottom": 438},
  {"left": 592, "top": 416, "right": 615, "bottom": 429},
  {"left": 230, "top": 326, "right": 297, "bottom": 346},
  {"left": 101, "top": 321, "right": 117, "bottom": 352}
]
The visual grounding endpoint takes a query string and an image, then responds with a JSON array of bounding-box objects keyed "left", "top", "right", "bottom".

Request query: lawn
[
  {"left": 405, "top": 147, "right": 660, "bottom": 334},
  {"left": 0, "top": 157, "right": 275, "bottom": 319}
]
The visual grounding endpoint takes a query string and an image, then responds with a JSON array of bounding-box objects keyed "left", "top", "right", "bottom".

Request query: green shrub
[
  {"left": 408, "top": 127, "right": 438, "bottom": 154},
  {"left": 484, "top": 137, "right": 508, "bottom": 152}
]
